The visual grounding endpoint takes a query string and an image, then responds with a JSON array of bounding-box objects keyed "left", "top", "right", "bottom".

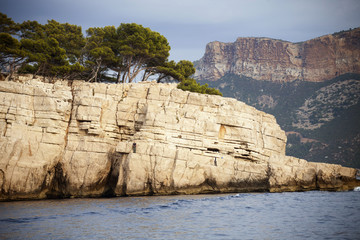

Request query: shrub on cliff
[{"left": 177, "top": 78, "right": 222, "bottom": 96}]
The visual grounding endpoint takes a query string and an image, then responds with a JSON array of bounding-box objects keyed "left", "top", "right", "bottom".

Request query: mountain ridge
[{"left": 194, "top": 27, "right": 360, "bottom": 83}]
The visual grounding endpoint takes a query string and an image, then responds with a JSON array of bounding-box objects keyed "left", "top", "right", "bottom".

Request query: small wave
[
  {"left": 159, "top": 205, "right": 170, "bottom": 209},
  {"left": 213, "top": 233, "right": 230, "bottom": 237},
  {"left": 176, "top": 199, "right": 192, "bottom": 204},
  {"left": 142, "top": 207, "right": 155, "bottom": 212},
  {"left": 354, "top": 186, "right": 360, "bottom": 191},
  {"left": 0, "top": 216, "right": 42, "bottom": 223},
  {"left": 82, "top": 211, "right": 101, "bottom": 216}
]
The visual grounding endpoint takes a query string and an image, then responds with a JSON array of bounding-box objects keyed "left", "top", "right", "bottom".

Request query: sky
[{"left": 2, "top": 0, "right": 360, "bottom": 62}]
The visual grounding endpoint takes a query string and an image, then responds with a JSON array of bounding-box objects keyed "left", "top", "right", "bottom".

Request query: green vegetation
[
  {"left": 178, "top": 78, "right": 222, "bottom": 96},
  {"left": 0, "top": 12, "right": 221, "bottom": 95},
  {"left": 286, "top": 134, "right": 314, "bottom": 160}
]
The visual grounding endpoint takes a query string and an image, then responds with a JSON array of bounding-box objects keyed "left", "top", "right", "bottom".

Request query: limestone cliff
[
  {"left": 0, "top": 78, "right": 358, "bottom": 201},
  {"left": 194, "top": 28, "right": 360, "bottom": 82}
]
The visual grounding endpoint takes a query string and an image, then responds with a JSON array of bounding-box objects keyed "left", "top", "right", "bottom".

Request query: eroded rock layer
[
  {"left": 194, "top": 28, "right": 360, "bottom": 82},
  {"left": 0, "top": 79, "right": 358, "bottom": 200}
]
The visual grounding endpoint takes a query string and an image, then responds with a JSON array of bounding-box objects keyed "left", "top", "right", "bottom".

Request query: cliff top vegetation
[{"left": 0, "top": 13, "right": 221, "bottom": 96}]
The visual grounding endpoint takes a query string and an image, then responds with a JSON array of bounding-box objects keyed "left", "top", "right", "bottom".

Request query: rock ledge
[{"left": 0, "top": 79, "right": 358, "bottom": 200}]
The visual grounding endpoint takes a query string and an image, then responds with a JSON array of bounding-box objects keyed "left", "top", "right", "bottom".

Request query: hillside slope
[{"left": 199, "top": 73, "right": 360, "bottom": 168}]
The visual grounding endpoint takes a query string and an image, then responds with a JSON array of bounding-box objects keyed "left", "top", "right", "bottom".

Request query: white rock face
[
  {"left": 0, "top": 80, "right": 72, "bottom": 200},
  {"left": 0, "top": 79, "right": 358, "bottom": 200}
]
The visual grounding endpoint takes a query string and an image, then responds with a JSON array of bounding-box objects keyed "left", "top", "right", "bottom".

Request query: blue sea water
[{"left": 0, "top": 191, "right": 359, "bottom": 240}]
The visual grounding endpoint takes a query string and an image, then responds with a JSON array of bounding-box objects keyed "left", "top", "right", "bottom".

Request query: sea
[{"left": 0, "top": 190, "right": 359, "bottom": 240}]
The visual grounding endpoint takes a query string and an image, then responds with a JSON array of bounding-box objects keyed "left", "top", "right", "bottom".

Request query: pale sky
[{"left": 2, "top": 0, "right": 360, "bottom": 61}]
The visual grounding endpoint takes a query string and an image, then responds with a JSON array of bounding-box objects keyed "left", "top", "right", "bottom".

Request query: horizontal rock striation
[
  {"left": 0, "top": 79, "right": 358, "bottom": 200},
  {"left": 194, "top": 28, "right": 360, "bottom": 82}
]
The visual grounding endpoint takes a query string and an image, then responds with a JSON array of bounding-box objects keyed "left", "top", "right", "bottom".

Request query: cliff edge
[
  {"left": 194, "top": 28, "right": 360, "bottom": 82},
  {"left": 0, "top": 78, "right": 358, "bottom": 200}
]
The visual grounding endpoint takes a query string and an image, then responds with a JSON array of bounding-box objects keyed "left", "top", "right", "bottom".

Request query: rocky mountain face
[
  {"left": 195, "top": 28, "right": 360, "bottom": 168},
  {"left": 0, "top": 78, "right": 358, "bottom": 201},
  {"left": 194, "top": 28, "right": 360, "bottom": 82}
]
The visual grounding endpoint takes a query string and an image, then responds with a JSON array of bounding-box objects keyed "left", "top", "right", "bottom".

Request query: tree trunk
[
  {"left": 6, "top": 60, "right": 15, "bottom": 81},
  {"left": 157, "top": 74, "right": 166, "bottom": 83},
  {"left": 89, "top": 58, "right": 102, "bottom": 82},
  {"left": 128, "top": 60, "right": 144, "bottom": 83},
  {"left": 121, "top": 72, "right": 126, "bottom": 83},
  {"left": 116, "top": 70, "right": 121, "bottom": 83},
  {"left": 142, "top": 68, "right": 155, "bottom": 82},
  {"left": 33, "top": 62, "right": 45, "bottom": 79}
]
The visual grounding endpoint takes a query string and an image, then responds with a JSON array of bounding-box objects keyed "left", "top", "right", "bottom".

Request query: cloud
[
  {"left": 2, "top": 0, "right": 360, "bottom": 61},
  {"left": 114, "top": 0, "right": 240, "bottom": 24}
]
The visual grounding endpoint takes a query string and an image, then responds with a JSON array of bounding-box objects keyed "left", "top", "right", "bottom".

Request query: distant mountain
[
  {"left": 195, "top": 28, "right": 360, "bottom": 168},
  {"left": 195, "top": 28, "right": 360, "bottom": 83}
]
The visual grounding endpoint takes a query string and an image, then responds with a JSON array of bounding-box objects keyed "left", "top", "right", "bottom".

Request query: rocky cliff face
[
  {"left": 194, "top": 28, "right": 360, "bottom": 82},
  {"left": 0, "top": 78, "right": 358, "bottom": 200}
]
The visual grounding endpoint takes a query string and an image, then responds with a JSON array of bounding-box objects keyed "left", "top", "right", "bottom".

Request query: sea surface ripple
[{"left": 0, "top": 191, "right": 359, "bottom": 239}]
